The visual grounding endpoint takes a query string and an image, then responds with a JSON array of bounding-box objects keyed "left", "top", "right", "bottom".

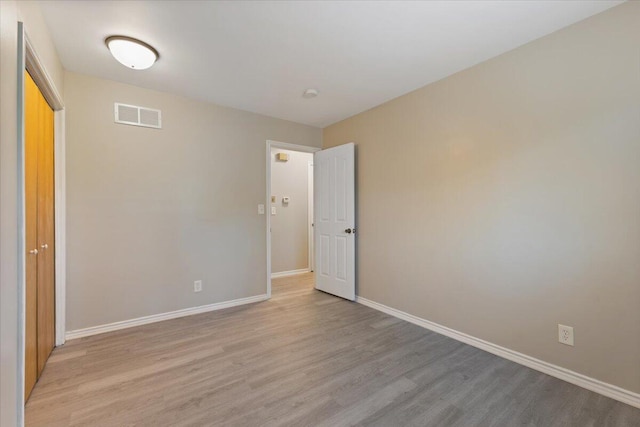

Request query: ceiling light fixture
[
  {"left": 303, "top": 88, "right": 319, "bottom": 99},
  {"left": 105, "top": 36, "right": 158, "bottom": 70}
]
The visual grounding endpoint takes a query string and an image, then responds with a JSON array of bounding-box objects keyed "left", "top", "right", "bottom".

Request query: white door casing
[
  {"left": 308, "top": 161, "right": 314, "bottom": 272},
  {"left": 314, "top": 143, "right": 355, "bottom": 300},
  {"left": 265, "top": 140, "right": 320, "bottom": 298}
]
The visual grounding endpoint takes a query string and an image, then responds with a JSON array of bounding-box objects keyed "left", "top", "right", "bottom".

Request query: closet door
[
  {"left": 24, "top": 70, "right": 56, "bottom": 400},
  {"left": 24, "top": 71, "right": 40, "bottom": 400},
  {"left": 36, "top": 79, "right": 56, "bottom": 375}
]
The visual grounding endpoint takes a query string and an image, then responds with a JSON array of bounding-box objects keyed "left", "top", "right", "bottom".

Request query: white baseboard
[
  {"left": 271, "top": 268, "right": 310, "bottom": 279},
  {"left": 356, "top": 296, "right": 640, "bottom": 409},
  {"left": 65, "top": 294, "right": 268, "bottom": 341}
]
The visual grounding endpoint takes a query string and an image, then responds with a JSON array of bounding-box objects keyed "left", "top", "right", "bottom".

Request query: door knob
[
  {"left": 29, "top": 249, "right": 38, "bottom": 255},
  {"left": 41, "top": 243, "right": 48, "bottom": 249},
  {"left": 345, "top": 228, "right": 352, "bottom": 234}
]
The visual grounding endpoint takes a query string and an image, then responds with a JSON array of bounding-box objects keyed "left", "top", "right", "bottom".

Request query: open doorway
[{"left": 266, "top": 141, "right": 320, "bottom": 297}]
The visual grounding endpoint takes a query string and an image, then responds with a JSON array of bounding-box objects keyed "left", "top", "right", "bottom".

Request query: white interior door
[{"left": 314, "top": 143, "right": 355, "bottom": 300}]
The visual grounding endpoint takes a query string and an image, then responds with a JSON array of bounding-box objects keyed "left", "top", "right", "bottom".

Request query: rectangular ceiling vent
[{"left": 114, "top": 103, "right": 162, "bottom": 129}]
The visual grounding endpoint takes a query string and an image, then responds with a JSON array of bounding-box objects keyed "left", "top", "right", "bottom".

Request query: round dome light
[{"left": 106, "top": 36, "right": 158, "bottom": 70}]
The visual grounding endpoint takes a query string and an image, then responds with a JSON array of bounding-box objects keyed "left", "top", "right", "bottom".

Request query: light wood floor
[{"left": 26, "top": 273, "right": 640, "bottom": 426}]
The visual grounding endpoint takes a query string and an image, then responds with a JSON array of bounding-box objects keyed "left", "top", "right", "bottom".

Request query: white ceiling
[{"left": 40, "top": 0, "right": 622, "bottom": 128}]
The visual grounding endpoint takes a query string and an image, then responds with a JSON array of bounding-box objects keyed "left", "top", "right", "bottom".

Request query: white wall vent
[{"left": 114, "top": 103, "right": 162, "bottom": 129}]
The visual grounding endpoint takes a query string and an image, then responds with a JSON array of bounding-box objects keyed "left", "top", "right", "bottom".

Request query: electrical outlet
[
  {"left": 558, "top": 324, "right": 574, "bottom": 346},
  {"left": 258, "top": 204, "right": 265, "bottom": 215},
  {"left": 194, "top": 280, "right": 202, "bottom": 293}
]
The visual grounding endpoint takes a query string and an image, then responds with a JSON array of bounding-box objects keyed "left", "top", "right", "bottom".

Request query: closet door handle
[
  {"left": 41, "top": 243, "right": 48, "bottom": 249},
  {"left": 29, "top": 249, "right": 39, "bottom": 255}
]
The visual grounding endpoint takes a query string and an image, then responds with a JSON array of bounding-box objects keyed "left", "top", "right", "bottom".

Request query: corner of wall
[
  {"left": 17, "top": 0, "right": 64, "bottom": 97},
  {"left": 1, "top": 1, "right": 22, "bottom": 425}
]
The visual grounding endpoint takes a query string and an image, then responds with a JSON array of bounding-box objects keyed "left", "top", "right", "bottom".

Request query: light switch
[
  {"left": 271, "top": 207, "right": 277, "bottom": 215},
  {"left": 258, "top": 204, "right": 265, "bottom": 215},
  {"left": 282, "top": 196, "right": 290, "bottom": 204}
]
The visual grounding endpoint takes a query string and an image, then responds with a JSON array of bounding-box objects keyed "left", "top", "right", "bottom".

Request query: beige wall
[
  {"left": 65, "top": 72, "right": 321, "bottom": 331},
  {"left": 18, "top": 0, "right": 65, "bottom": 95},
  {"left": 0, "top": 3, "right": 21, "bottom": 424},
  {"left": 1, "top": 1, "right": 64, "bottom": 424},
  {"left": 324, "top": 2, "right": 640, "bottom": 393},
  {"left": 271, "top": 149, "right": 314, "bottom": 273}
]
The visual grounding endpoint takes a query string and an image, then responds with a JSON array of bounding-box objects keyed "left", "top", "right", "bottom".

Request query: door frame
[
  {"left": 16, "top": 23, "right": 67, "bottom": 415},
  {"left": 307, "top": 160, "right": 314, "bottom": 272},
  {"left": 24, "top": 31, "right": 67, "bottom": 349},
  {"left": 265, "top": 140, "right": 320, "bottom": 298}
]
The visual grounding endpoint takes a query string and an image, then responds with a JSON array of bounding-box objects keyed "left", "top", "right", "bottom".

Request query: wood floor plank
[{"left": 25, "top": 273, "right": 640, "bottom": 426}]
